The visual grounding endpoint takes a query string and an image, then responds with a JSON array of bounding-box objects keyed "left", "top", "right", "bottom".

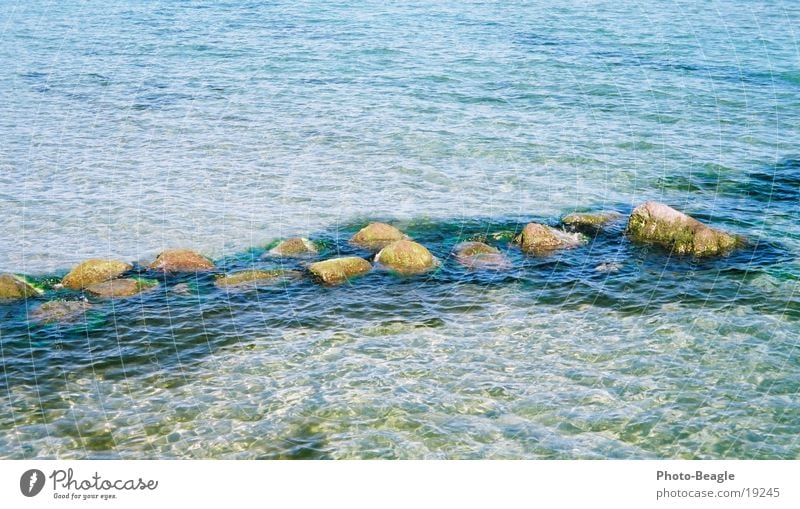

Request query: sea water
[{"left": 0, "top": 0, "right": 798, "bottom": 459}]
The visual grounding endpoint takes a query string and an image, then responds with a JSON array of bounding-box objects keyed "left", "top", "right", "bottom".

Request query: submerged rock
[
  {"left": 375, "top": 240, "right": 437, "bottom": 275},
  {"left": 595, "top": 261, "right": 623, "bottom": 273},
  {"left": 308, "top": 257, "right": 372, "bottom": 285},
  {"left": 171, "top": 283, "right": 194, "bottom": 296},
  {"left": 350, "top": 223, "right": 406, "bottom": 250},
  {"left": 62, "top": 259, "right": 132, "bottom": 290},
  {"left": 148, "top": 249, "right": 215, "bottom": 272},
  {"left": 626, "top": 201, "right": 739, "bottom": 256},
  {"left": 562, "top": 211, "right": 623, "bottom": 231},
  {"left": 85, "top": 278, "right": 158, "bottom": 298},
  {"left": 31, "top": 300, "right": 92, "bottom": 324},
  {"left": 0, "top": 273, "right": 43, "bottom": 300},
  {"left": 267, "top": 237, "right": 318, "bottom": 257},
  {"left": 215, "top": 269, "right": 303, "bottom": 288},
  {"left": 452, "top": 242, "right": 511, "bottom": 271},
  {"left": 514, "top": 223, "right": 584, "bottom": 255}
]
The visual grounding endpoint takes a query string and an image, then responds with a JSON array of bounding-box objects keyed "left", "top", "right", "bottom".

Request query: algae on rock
[
  {"left": 309, "top": 257, "right": 372, "bottom": 285},
  {"left": 62, "top": 259, "right": 132, "bottom": 290},
  {"left": 625, "top": 201, "right": 739, "bottom": 256},
  {"left": 375, "top": 240, "right": 437, "bottom": 275}
]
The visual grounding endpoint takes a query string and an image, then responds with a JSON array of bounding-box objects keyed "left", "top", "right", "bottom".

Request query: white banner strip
[{"left": 2, "top": 460, "right": 797, "bottom": 508}]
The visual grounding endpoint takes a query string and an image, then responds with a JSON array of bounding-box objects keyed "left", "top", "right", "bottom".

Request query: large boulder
[
  {"left": 626, "top": 201, "right": 739, "bottom": 256},
  {"left": 375, "top": 240, "right": 437, "bottom": 275},
  {"left": 350, "top": 223, "right": 406, "bottom": 250},
  {"left": 0, "top": 273, "right": 43, "bottom": 300},
  {"left": 266, "top": 237, "right": 318, "bottom": 257},
  {"left": 308, "top": 257, "right": 372, "bottom": 285},
  {"left": 452, "top": 242, "right": 511, "bottom": 271},
  {"left": 148, "top": 249, "right": 215, "bottom": 272},
  {"left": 31, "top": 300, "right": 92, "bottom": 324},
  {"left": 514, "top": 223, "right": 584, "bottom": 255},
  {"left": 85, "top": 278, "right": 158, "bottom": 298},
  {"left": 215, "top": 269, "right": 303, "bottom": 289},
  {"left": 62, "top": 259, "right": 132, "bottom": 290},
  {"left": 562, "top": 211, "right": 623, "bottom": 231}
]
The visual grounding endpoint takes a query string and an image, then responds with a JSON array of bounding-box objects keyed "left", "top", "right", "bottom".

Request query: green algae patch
[
  {"left": 309, "top": 257, "right": 372, "bottom": 285},
  {"left": 625, "top": 201, "right": 739, "bottom": 257},
  {"left": 62, "top": 259, "right": 132, "bottom": 290},
  {"left": 0, "top": 273, "right": 43, "bottom": 300},
  {"left": 375, "top": 240, "right": 437, "bottom": 275},
  {"left": 148, "top": 249, "right": 215, "bottom": 272},
  {"left": 514, "top": 223, "right": 584, "bottom": 255},
  {"left": 85, "top": 278, "right": 159, "bottom": 298},
  {"left": 350, "top": 222, "right": 406, "bottom": 250},
  {"left": 215, "top": 269, "right": 303, "bottom": 288},
  {"left": 266, "top": 237, "right": 318, "bottom": 257}
]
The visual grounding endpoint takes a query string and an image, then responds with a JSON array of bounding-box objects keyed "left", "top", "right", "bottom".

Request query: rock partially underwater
[
  {"left": 350, "top": 223, "right": 406, "bottom": 250},
  {"left": 375, "top": 240, "right": 437, "bottom": 275},
  {"left": 85, "top": 278, "right": 158, "bottom": 298},
  {"left": 562, "top": 211, "right": 623, "bottom": 231},
  {"left": 31, "top": 300, "right": 92, "bottom": 324},
  {"left": 514, "top": 223, "right": 584, "bottom": 255},
  {"left": 308, "top": 257, "right": 372, "bottom": 285},
  {"left": 452, "top": 242, "right": 511, "bottom": 270},
  {"left": 62, "top": 259, "right": 132, "bottom": 290},
  {"left": 215, "top": 269, "right": 303, "bottom": 289},
  {"left": 266, "top": 238, "right": 318, "bottom": 258},
  {"left": 148, "top": 249, "right": 215, "bottom": 272},
  {"left": 0, "top": 273, "right": 43, "bottom": 300},
  {"left": 626, "top": 201, "right": 740, "bottom": 256}
]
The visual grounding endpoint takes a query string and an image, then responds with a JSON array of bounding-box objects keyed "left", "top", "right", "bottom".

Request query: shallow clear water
[{"left": 1, "top": 0, "right": 799, "bottom": 459}]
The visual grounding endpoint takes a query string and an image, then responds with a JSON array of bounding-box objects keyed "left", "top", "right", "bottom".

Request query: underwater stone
[
  {"left": 148, "top": 249, "right": 215, "bottom": 272},
  {"left": 375, "top": 240, "right": 437, "bottom": 275},
  {"left": 215, "top": 269, "right": 303, "bottom": 288},
  {"left": 0, "top": 273, "right": 43, "bottom": 300},
  {"left": 514, "top": 223, "right": 584, "bottom": 255},
  {"left": 350, "top": 222, "right": 406, "bottom": 250},
  {"left": 626, "top": 201, "right": 739, "bottom": 256},
  {"left": 85, "top": 278, "right": 158, "bottom": 298},
  {"left": 267, "top": 237, "right": 318, "bottom": 257},
  {"left": 308, "top": 257, "right": 372, "bottom": 285},
  {"left": 62, "top": 259, "right": 133, "bottom": 290},
  {"left": 452, "top": 242, "right": 511, "bottom": 270},
  {"left": 31, "top": 300, "right": 92, "bottom": 324},
  {"left": 562, "top": 211, "right": 623, "bottom": 231}
]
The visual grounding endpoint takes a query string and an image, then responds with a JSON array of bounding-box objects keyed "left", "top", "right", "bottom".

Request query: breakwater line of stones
[{"left": 0, "top": 201, "right": 748, "bottom": 324}]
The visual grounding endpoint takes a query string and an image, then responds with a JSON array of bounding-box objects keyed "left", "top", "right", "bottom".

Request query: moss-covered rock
[
  {"left": 514, "top": 223, "right": 584, "bottom": 255},
  {"left": 148, "top": 249, "right": 215, "bottom": 272},
  {"left": 452, "top": 242, "right": 511, "bottom": 270},
  {"left": 350, "top": 223, "right": 406, "bottom": 250},
  {"left": 0, "top": 273, "right": 43, "bottom": 300},
  {"left": 31, "top": 300, "right": 92, "bottom": 324},
  {"left": 61, "top": 259, "right": 132, "bottom": 290},
  {"left": 267, "top": 237, "right": 318, "bottom": 257},
  {"left": 562, "top": 211, "right": 623, "bottom": 231},
  {"left": 375, "top": 240, "right": 437, "bottom": 275},
  {"left": 215, "top": 269, "right": 303, "bottom": 288},
  {"left": 625, "top": 201, "right": 739, "bottom": 256},
  {"left": 308, "top": 257, "right": 372, "bottom": 285},
  {"left": 85, "top": 278, "right": 158, "bottom": 298}
]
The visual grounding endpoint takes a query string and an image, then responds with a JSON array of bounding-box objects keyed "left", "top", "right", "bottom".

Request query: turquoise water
[{"left": 1, "top": 0, "right": 799, "bottom": 459}]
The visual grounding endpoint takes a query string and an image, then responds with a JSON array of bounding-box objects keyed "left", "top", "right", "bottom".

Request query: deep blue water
[{"left": 0, "top": 0, "right": 799, "bottom": 459}]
